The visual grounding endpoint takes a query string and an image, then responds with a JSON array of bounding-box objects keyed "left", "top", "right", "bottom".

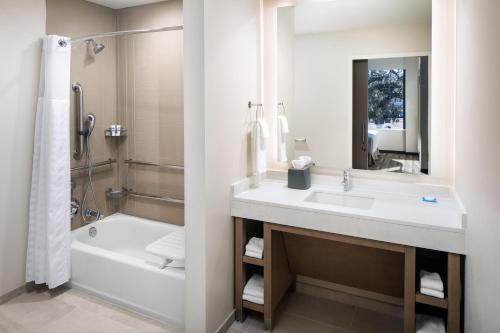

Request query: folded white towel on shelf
[
  {"left": 420, "top": 287, "right": 444, "bottom": 299},
  {"left": 420, "top": 270, "right": 444, "bottom": 292},
  {"left": 245, "top": 237, "right": 264, "bottom": 253},
  {"left": 242, "top": 294, "right": 264, "bottom": 305},
  {"left": 245, "top": 249, "right": 263, "bottom": 259},
  {"left": 416, "top": 314, "right": 446, "bottom": 333},
  {"left": 243, "top": 273, "right": 264, "bottom": 300}
]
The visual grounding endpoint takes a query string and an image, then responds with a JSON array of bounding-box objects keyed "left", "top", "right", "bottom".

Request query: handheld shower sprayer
[{"left": 86, "top": 113, "right": 96, "bottom": 137}]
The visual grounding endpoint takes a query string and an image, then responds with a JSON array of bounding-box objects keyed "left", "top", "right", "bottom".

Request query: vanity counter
[{"left": 231, "top": 178, "right": 466, "bottom": 254}]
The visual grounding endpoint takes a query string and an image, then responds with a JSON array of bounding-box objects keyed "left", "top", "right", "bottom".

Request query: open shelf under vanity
[{"left": 234, "top": 217, "right": 464, "bottom": 332}]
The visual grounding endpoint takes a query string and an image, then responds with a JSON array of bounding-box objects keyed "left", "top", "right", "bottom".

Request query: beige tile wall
[
  {"left": 46, "top": 0, "right": 184, "bottom": 227},
  {"left": 46, "top": 0, "right": 120, "bottom": 229},
  {"left": 117, "top": 1, "right": 184, "bottom": 225}
]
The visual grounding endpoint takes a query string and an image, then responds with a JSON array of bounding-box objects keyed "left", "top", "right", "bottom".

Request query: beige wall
[
  {"left": 46, "top": 0, "right": 184, "bottom": 226},
  {"left": 455, "top": 0, "right": 500, "bottom": 331},
  {"left": 183, "top": 0, "right": 261, "bottom": 331},
  {"left": 46, "top": 0, "right": 120, "bottom": 228},
  {"left": 183, "top": 0, "right": 207, "bottom": 331},
  {"left": 0, "top": 0, "right": 46, "bottom": 296},
  {"left": 117, "top": 0, "right": 184, "bottom": 225}
]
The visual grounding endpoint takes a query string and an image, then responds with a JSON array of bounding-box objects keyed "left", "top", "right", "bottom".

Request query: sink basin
[{"left": 304, "top": 191, "right": 374, "bottom": 210}]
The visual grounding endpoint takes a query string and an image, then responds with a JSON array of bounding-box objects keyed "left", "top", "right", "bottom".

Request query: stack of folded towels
[
  {"left": 416, "top": 314, "right": 446, "bottom": 333},
  {"left": 420, "top": 270, "right": 444, "bottom": 299},
  {"left": 245, "top": 237, "right": 264, "bottom": 259},
  {"left": 243, "top": 273, "right": 264, "bottom": 305}
]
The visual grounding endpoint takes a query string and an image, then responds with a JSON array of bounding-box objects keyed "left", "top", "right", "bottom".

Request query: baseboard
[
  {"left": 296, "top": 275, "right": 404, "bottom": 318},
  {"left": 0, "top": 284, "right": 27, "bottom": 305},
  {"left": 215, "top": 310, "right": 235, "bottom": 333}
]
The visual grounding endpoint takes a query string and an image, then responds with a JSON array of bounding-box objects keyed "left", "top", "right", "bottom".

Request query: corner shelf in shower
[
  {"left": 105, "top": 187, "right": 129, "bottom": 199},
  {"left": 104, "top": 127, "right": 128, "bottom": 137}
]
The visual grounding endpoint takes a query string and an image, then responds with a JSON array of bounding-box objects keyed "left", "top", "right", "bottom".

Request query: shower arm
[{"left": 72, "top": 83, "right": 84, "bottom": 160}]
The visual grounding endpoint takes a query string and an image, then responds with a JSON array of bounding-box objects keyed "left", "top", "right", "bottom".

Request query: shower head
[{"left": 86, "top": 39, "right": 105, "bottom": 55}]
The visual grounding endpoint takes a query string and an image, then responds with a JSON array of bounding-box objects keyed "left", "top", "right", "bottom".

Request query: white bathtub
[{"left": 70, "top": 213, "right": 185, "bottom": 329}]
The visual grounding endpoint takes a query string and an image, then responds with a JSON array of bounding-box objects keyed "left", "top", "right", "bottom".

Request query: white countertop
[{"left": 231, "top": 176, "right": 466, "bottom": 254}]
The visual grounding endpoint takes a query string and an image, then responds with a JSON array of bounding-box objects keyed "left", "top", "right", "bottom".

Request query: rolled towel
[
  {"left": 420, "top": 287, "right": 444, "bottom": 299},
  {"left": 242, "top": 294, "right": 263, "bottom": 305},
  {"left": 245, "top": 249, "right": 263, "bottom": 259},
  {"left": 416, "top": 314, "right": 446, "bottom": 333},
  {"left": 243, "top": 274, "right": 264, "bottom": 299},
  {"left": 245, "top": 237, "right": 264, "bottom": 253},
  {"left": 420, "top": 270, "right": 444, "bottom": 292}
]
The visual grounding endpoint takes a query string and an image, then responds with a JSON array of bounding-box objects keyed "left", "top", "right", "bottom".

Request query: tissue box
[{"left": 288, "top": 166, "right": 311, "bottom": 190}]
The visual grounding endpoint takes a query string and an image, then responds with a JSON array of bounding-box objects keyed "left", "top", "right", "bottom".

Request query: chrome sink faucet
[{"left": 342, "top": 168, "right": 352, "bottom": 192}]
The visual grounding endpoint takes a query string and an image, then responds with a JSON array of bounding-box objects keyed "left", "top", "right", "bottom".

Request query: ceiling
[
  {"left": 85, "top": 0, "right": 166, "bottom": 9},
  {"left": 293, "top": 0, "right": 432, "bottom": 35}
]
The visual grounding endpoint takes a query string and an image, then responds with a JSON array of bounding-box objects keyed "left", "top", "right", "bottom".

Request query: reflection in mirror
[
  {"left": 353, "top": 56, "right": 429, "bottom": 175},
  {"left": 276, "top": 0, "right": 432, "bottom": 176}
]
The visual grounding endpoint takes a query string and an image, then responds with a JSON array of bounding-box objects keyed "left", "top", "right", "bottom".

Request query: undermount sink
[{"left": 304, "top": 191, "right": 374, "bottom": 210}]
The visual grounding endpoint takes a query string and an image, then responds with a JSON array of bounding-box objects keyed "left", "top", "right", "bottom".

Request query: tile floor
[
  {"left": 228, "top": 292, "right": 403, "bottom": 333},
  {"left": 0, "top": 287, "right": 180, "bottom": 333},
  {"left": 0, "top": 288, "right": 402, "bottom": 333}
]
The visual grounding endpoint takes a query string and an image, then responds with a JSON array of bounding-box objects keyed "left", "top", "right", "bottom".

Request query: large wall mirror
[{"left": 277, "top": 0, "right": 432, "bottom": 175}]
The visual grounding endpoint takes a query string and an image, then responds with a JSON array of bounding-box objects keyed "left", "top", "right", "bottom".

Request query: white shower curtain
[{"left": 26, "top": 35, "right": 71, "bottom": 289}]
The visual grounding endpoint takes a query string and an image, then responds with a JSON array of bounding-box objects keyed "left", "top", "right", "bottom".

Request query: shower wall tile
[
  {"left": 46, "top": 0, "right": 184, "bottom": 227},
  {"left": 46, "top": 0, "right": 119, "bottom": 228},
  {"left": 117, "top": 0, "right": 184, "bottom": 225}
]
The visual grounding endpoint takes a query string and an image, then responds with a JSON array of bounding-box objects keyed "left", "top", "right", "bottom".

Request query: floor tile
[
  {"left": 0, "top": 289, "right": 176, "bottom": 333},
  {"left": 0, "top": 291, "right": 74, "bottom": 331},
  {"left": 270, "top": 313, "right": 336, "bottom": 333},
  {"left": 54, "top": 290, "right": 175, "bottom": 332},
  {"left": 0, "top": 313, "right": 33, "bottom": 333},
  {"left": 281, "top": 293, "right": 356, "bottom": 329},
  {"left": 350, "top": 308, "right": 403, "bottom": 333},
  {"left": 37, "top": 307, "right": 137, "bottom": 333}
]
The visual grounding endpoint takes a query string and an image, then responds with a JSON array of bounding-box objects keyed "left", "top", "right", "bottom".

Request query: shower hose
[{"left": 81, "top": 134, "right": 101, "bottom": 223}]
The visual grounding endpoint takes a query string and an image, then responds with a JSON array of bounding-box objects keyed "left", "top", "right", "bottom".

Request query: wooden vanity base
[{"left": 234, "top": 218, "right": 463, "bottom": 332}]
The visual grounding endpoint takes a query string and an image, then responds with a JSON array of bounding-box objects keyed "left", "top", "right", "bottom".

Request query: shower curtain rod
[{"left": 62, "top": 25, "right": 183, "bottom": 45}]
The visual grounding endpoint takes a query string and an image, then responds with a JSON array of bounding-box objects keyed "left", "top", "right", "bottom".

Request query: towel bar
[
  {"left": 128, "top": 189, "right": 184, "bottom": 205},
  {"left": 71, "top": 158, "right": 116, "bottom": 172},
  {"left": 124, "top": 159, "right": 184, "bottom": 171}
]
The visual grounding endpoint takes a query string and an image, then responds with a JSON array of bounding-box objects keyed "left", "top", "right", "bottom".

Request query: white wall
[
  {"left": 293, "top": 23, "right": 430, "bottom": 169},
  {"left": 0, "top": 0, "right": 45, "bottom": 297},
  {"left": 183, "top": 0, "right": 206, "bottom": 331},
  {"left": 430, "top": 0, "right": 456, "bottom": 183},
  {"left": 184, "top": 0, "right": 261, "bottom": 332},
  {"left": 455, "top": 0, "right": 500, "bottom": 331}
]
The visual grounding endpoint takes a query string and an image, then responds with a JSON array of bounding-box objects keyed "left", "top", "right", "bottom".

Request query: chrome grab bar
[
  {"left": 124, "top": 159, "right": 184, "bottom": 171},
  {"left": 71, "top": 158, "right": 116, "bottom": 172},
  {"left": 72, "top": 83, "right": 84, "bottom": 160},
  {"left": 127, "top": 189, "right": 184, "bottom": 205}
]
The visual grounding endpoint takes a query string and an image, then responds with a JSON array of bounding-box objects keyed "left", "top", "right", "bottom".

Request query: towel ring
[{"left": 248, "top": 101, "right": 264, "bottom": 120}]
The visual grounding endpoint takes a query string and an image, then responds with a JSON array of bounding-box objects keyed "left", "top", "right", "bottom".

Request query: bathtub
[{"left": 70, "top": 213, "right": 185, "bottom": 329}]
